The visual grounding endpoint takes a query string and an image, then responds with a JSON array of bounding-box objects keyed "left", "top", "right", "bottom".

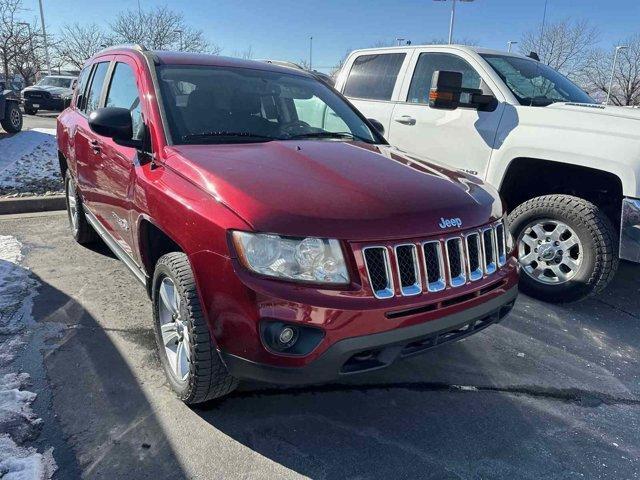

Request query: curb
[{"left": 0, "top": 195, "right": 66, "bottom": 215}]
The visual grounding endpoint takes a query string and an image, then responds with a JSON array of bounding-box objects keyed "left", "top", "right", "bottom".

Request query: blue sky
[{"left": 22, "top": 0, "right": 640, "bottom": 72}]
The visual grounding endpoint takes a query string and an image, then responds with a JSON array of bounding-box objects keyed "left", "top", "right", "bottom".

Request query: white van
[{"left": 335, "top": 45, "right": 640, "bottom": 302}]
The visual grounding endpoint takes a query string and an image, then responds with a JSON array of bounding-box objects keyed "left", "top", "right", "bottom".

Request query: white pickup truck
[{"left": 334, "top": 45, "right": 640, "bottom": 302}]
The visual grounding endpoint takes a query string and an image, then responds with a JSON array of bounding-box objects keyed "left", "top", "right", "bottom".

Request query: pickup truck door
[
  {"left": 89, "top": 55, "right": 146, "bottom": 259},
  {"left": 387, "top": 50, "right": 504, "bottom": 179}
]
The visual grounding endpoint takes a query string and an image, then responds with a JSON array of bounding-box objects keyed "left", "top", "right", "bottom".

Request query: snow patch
[
  {"left": 0, "top": 129, "right": 61, "bottom": 196},
  {"left": 0, "top": 235, "right": 57, "bottom": 479}
]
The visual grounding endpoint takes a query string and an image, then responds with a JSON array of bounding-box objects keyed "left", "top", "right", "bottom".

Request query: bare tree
[
  {"left": 232, "top": 45, "right": 253, "bottom": 60},
  {"left": 11, "top": 20, "right": 45, "bottom": 84},
  {"left": 109, "top": 6, "right": 219, "bottom": 54},
  {"left": 55, "top": 23, "right": 108, "bottom": 70},
  {"left": 581, "top": 35, "right": 640, "bottom": 106},
  {"left": 422, "top": 37, "right": 478, "bottom": 46},
  {"left": 0, "top": 0, "right": 30, "bottom": 82},
  {"left": 519, "top": 18, "right": 599, "bottom": 77}
]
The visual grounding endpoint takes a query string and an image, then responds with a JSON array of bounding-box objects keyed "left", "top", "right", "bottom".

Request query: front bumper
[
  {"left": 23, "top": 97, "right": 66, "bottom": 111},
  {"left": 221, "top": 285, "right": 518, "bottom": 385},
  {"left": 620, "top": 197, "right": 640, "bottom": 263}
]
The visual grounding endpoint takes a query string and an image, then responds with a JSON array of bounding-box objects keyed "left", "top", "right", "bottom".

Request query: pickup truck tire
[
  {"left": 1, "top": 102, "right": 23, "bottom": 133},
  {"left": 152, "top": 252, "right": 238, "bottom": 404},
  {"left": 508, "top": 194, "right": 618, "bottom": 303},
  {"left": 24, "top": 107, "right": 38, "bottom": 115},
  {"left": 65, "top": 170, "right": 97, "bottom": 244}
]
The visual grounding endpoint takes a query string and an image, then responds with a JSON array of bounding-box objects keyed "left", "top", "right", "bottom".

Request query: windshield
[
  {"left": 481, "top": 54, "right": 595, "bottom": 106},
  {"left": 157, "top": 65, "right": 379, "bottom": 145},
  {"left": 37, "top": 76, "right": 74, "bottom": 88}
]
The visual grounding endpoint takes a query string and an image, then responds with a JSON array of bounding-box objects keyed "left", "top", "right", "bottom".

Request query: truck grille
[{"left": 363, "top": 221, "right": 507, "bottom": 299}]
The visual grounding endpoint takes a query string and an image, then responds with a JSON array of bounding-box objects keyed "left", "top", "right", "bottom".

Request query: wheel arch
[
  {"left": 498, "top": 157, "right": 624, "bottom": 229},
  {"left": 138, "top": 217, "right": 185, "bottom": 295}
]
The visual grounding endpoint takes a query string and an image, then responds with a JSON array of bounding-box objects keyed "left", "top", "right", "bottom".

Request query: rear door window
[
  {"left": 83, "top": 61, "right": 110, "bottom": 115},
  {"left": 74, "top": 67, "right": 91, "bottom": 111},
  {"left": 343, "top": 53, "right": 406, "bottom": 101},
  {"left": 105, "top": 62, "right": 144, "bottom": 140},
  {"left": 407, "top": 52, "right": 481, "bottom": 104}
]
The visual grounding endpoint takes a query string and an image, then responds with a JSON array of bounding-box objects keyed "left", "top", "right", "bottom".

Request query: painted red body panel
[{"left": 57, "top": 48, "right": 519, "bottom": 372}]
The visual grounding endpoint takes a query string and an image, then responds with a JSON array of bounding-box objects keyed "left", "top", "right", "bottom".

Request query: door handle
[
  {"left": 90, "top": 139, "right": 101, "bottom": 153},
  {"left": 394, "top": 115, "right": 416, "bottom": 126}
]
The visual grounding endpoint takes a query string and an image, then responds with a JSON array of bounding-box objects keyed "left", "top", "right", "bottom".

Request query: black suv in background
[{"left": 22, "top": 75, "right": 77, "bottom": 114}]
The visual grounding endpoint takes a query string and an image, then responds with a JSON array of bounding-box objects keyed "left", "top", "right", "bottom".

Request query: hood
[
  {"left": 164, "top": 141, "right": 503, "bottom": 241},
  {"left": 22, "top": 85, "right": 72, "bottom": 96},
  {"left": 547, "top": 102, "right": 640, "bottom": 122}
]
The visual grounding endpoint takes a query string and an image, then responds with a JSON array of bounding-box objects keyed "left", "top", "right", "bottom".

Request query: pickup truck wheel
[
  {"left": 1, "top": 102, "right": 23, "bottom": 133},
  {"left": 65, "top": 171, "right": 97, "bottom": 244},
  {"left": 508, "top": 194, "right": 618, "bottom": 303},
  {"left": 152, "top": 252, "right": 238, "bottom": 404},
  {"left": 25, "top": 107, "right": 38, "bottom": 115}
]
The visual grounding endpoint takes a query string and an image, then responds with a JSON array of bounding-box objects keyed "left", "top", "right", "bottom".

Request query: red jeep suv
[{"left": 57, "top": 45, "right": 519, "bottom": 404}]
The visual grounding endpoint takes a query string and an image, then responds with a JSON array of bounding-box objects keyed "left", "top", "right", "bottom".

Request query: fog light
[
  {"left": 278, "top": 326, "right": 297, "bottom": 347},
  {"left": 261, "top": 321, "right": 324, "bottom": 355}
]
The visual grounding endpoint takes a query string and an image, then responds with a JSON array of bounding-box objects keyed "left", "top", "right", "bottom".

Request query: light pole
[
  {"left": 434, "top": 0, "right": 475, "bottom": 45},
  {"left": 37, "top": 0, "right": 51, "bottom": 75},
  {"left": 174, "top": 29, "right": 183, "bottom": 50},
  {"left": 507, "top": 41, "right": 518, "bottom": 53},
  {"left": 606, "top": 45, "right": 628, "bottom": 105},
  {"left": 309, "top": 36, "right": 313, "bottom": 70}
]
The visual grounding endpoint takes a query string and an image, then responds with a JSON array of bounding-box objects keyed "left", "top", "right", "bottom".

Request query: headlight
[
  {"left": 232, "top": 231, "right": 349, "bottom": 284},
  {"left": 51, "top": 93, "right": 61, "bottom": 99}
]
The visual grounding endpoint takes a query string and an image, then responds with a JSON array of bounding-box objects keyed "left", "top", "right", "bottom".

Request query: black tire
[
  {"left": 65, "top": 170, "right": 97, "bottom": 244},
  {"left": 508, "top": 194, "right": 618, "bottom": 303},
  {"left": 1, "top": 102, "right": 23, "bottom": 133},
  {"left": 25, "top": 107, "right": 38, "bottom": 115},
  {"left": 152, "top": 252, "right": 238, "bottom": 404}
]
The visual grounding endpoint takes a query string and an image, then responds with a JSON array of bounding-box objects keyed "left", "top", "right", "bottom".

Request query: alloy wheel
[
  {"left": 10, "top": 107, "right": 20, "bottom": 129},
  {"left": 158, "top": 277, "right": 190, "bottom": 381},
  {"left": 517, "top": 219, "right": 583, "bottom": 285}
]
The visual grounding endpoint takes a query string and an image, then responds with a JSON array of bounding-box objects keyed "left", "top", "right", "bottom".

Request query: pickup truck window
[
  {"left": 84, "top": 62, "right": 110, "bottom": 115},
  {"left": 407, "top": 52, "right": 481, "bottom": 104},
  {"left": 157, "top": 65, "right": 378, "bottom": 145},
  {"left": 481, "top": 54, "right": 595, "bottom": 106},
  {"left": 343, "top": 53, "right": 406, "bottom": 101},
  {"left": 105, "top": 62, "right": 144, "bottom": 140}
]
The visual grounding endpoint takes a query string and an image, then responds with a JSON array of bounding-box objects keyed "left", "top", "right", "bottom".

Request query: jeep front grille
[{"left": 362, "top": 221, "right": 507, "bottom": 299}]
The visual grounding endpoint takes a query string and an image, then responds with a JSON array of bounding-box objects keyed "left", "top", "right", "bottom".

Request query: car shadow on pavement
[{"left": 28, "top": 268, "right": 187, "bottom": 479}]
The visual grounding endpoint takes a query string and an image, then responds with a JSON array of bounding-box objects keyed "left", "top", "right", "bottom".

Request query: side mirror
[
  {"left": 88, "top": 107, "right": 143, "bottom": 149},
  {"left": 367, "top": 118, "right": 385, "bottom": 136},
  {"left": 429, "top": 70, "right": 462, "bottom": 110}
]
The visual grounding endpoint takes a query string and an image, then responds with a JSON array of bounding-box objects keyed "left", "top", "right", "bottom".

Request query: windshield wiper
[
  {"left": 528, "top": 96, "right": 564, "bottom": 107},
  {"left": 285, "top": 131, "right": 373, "bottom": 143},
  {"left": 182, "top": 131, "right": 275, "bottom": 142}
]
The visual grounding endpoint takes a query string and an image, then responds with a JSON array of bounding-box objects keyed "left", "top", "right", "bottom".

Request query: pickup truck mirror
[
  {"left": 88, "top": 107, "right": 143, "bottom": 149},
  {"left": 367, "top": 118, "right": 385, "bottom": 136},
  {"left": 429, "top": 70, "right": 462, "bottom": 110}
]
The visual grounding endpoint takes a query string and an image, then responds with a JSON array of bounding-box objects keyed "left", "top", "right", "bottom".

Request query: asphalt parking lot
[{"left": 2, "top": 211, "right": 639, "bottom": 479}]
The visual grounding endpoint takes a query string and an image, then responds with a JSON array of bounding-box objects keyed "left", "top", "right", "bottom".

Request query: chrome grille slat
[
  {"left": 395, "top": 244, "right": 422, "bottom": 296},
  {"left": 422, "top": 241, "right": 446, "bottom": 292},
  {"left": 482, "top": 227, "right": 497, "bottom": 274},
  {"left": 363, "top": 221, "right": 506, "bottom": 299},
  {"left": 496, "top": 223, "right": 506, "bottom": 266},
  {"left": 465, "top": 232, "right": 483, "bottom": 281},
  {"left": 445, "top": 237, "right": 466, "bottom": 287},
  {"left": 363, "top": 247, "right": 394, "bottom": 299}
]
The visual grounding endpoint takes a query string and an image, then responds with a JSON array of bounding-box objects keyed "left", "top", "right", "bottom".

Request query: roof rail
[{"left": 95, "top": 44, "right": 147, "bottom": 55}]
